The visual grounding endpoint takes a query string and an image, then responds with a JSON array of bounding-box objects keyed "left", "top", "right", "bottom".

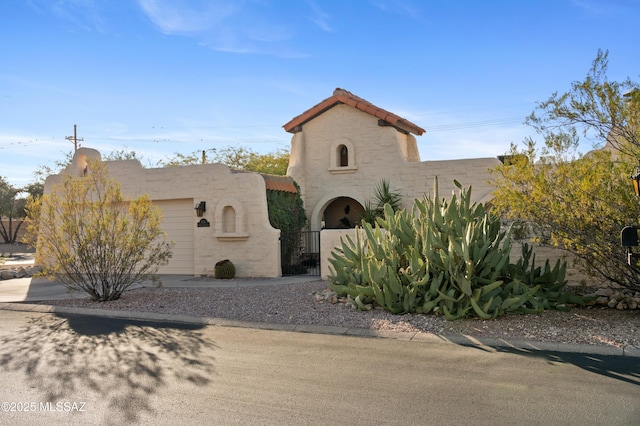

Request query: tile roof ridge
[
  {"left": 333, "top": 87, "right": 366, "bottom": 103},
  {"left": 283, "top": 88, "right": 425, "bottom": 136}
]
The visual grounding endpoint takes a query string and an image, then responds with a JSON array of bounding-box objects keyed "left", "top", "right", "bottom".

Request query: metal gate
[{"left": 280, "top": 231, "right": 320, "bottom": 276}]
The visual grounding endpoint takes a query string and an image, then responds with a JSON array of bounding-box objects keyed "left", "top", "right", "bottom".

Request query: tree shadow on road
[
  {"left": 0, "top": 312, "right": 218, "bottom": 423},
  {"left": 453, "top": 337, "right": 640, "bottom": 387}
]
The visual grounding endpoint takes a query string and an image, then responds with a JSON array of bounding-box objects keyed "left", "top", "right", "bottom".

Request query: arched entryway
[{"left": 322, "top": 197, "right": 365, "bottom": 229}]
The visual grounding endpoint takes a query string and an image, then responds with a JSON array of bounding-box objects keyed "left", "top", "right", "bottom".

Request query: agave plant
[{"left": 329, "top": 179, "right": 588, "bottom": 319}]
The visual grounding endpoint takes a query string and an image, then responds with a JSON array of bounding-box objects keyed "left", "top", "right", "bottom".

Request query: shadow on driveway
[
  {"left": 454, "top": 338, "right": 640, "bottom": 387},
  {"left": 0, "top": 313, "right": 218, "bottom": 423}
]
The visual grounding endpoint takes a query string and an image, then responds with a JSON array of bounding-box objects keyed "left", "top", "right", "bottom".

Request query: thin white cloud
[
  {"left": 136, "top": 0, "right": 235, "bottom": 34},
  {"left": 306, "top": 1, "right": 333, "bottom": 32},
  {"left": 0, "top": 73, "right": 68, "bottom": 94},
  {"left": 136, "top": 0, "right": 310, "bottom": 57},
  {"left": 27, "top": 0, "right": 108, "bottom": 32},
  {"left": 570, "top": 0, "right": 610, "bottom": 15},
  {"left": 369, "top": 0, "right": 423, "bottom": 20},
  {"left": 246, "top": 22, "right": 293, "bottom": 43},
  {"left": 570, "top": 0, "right": 640, "bottom": 17}
]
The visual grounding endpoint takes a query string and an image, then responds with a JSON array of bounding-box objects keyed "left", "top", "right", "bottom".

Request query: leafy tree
[
  {"left": 158, "top": 151, "right": 202, "bottom": 167},
  {"left": 0, "top": 177, "right": 27, "bottom": 244},
  {"left": 527, "top": 49, "right": 639, "bottom": 155},
  {"left": 491, "top": 50, "right": 640, "bottom": 291},
  {"left": 23, "top": 181, "right": 43, "bottom": 199},
  {"left": 159, "top": 145, "right": 290, "bottom": 175},
  {"left": 245, "top": 148, "right": 290, "bottom": 175},
  {"left": 24, "top": 159, "right": 174, "bottom": 301},
  {"left": 32, "top": 150, "right": 73, "bottom": 184},
  {"left": 103, "top": 147, "right": 147, "bottom": 163},
  {"left": 0, "top": 154, "right": 58, "bottom": 244}
]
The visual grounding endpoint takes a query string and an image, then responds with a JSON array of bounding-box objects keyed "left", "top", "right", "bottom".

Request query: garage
[{"left": 153, "top": 199, "right": 194, "bottom": 275}]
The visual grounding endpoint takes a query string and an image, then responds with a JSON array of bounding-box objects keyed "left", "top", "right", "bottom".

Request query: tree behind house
[
  {"left": 24, "top": 159, "right": 174, "bottom": 301},
  {"left": 0, "top": 177, "right": 28, "bottom": 244},
  {"left": 160, "top": 145, "right": 290, "bottom": 176},
  {"left": 491, "top": 50, "right": 640, "bottom": 291}
]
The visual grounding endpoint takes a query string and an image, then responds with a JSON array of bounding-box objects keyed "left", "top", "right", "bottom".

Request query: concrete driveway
[{"left": 0, "top": 273, "right": 318, "bottom": 303}]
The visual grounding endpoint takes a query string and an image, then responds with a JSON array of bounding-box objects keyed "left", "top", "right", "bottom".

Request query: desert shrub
[
  {"left": 24, "top": 159, "right": 173, "bottom": 301},
  {"left": 328, "top": 181, "right": 590, "bottom": 319}
]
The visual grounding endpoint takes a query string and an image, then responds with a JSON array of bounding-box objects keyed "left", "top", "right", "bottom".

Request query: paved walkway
[
  {"left": 0, "top": 273, "right": 318, "bottom": 302},
  {"left": 1, "top": 247, "right": 317, "bottom": 301}
]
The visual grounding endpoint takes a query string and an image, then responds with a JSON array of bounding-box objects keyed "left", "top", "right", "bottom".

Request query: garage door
[{"left": 154, "top": 199, "right": 194, "bottom": 274}]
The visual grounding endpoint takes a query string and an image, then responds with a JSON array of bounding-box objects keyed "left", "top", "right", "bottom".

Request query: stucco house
[
  {"left": 44, "top": 150, "right": 285, "bottom": 277},
  {"left": 284, "top": 88, "right": 500, "bottom": 232},
  {"left": 43, "top": 88, "right": 502, "bottom": 279}
]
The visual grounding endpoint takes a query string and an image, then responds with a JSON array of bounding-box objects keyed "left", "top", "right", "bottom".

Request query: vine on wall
[{"left": 266, "top": 181, "right": 307, "bottom": 271}]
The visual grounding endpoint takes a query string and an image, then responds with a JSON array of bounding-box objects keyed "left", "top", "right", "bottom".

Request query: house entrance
[
  {"left": 280, "top": 231, "right": 320, "bottom": 276},
  {"left": 322, "top": 197, "right": 365, "bottom": 229}
]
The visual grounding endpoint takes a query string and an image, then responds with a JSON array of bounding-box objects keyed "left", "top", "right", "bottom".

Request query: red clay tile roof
[
  {"left": 261, "top": 174, "right": 298, "bottom": 193},
  {"left": 283, "top": 88, "right": 425, "bottom": 136}
]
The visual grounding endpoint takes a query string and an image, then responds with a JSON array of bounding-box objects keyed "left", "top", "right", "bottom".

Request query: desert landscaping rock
[
  {"left": 586, "top": 287, "right": 640, "bottom": 310},
  {"left": 0, "top": 265, "right": 41, "bottom": 280},
  {"left": 38, "top": 280, "right": 640, "bottom": 350}
]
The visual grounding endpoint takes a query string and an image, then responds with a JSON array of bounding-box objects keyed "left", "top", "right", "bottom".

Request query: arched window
[
  {"left": 338, "top": 144, "right": 349, "bottom": 167},
  {"left": 329, "top": 138, "right": 357, "bottom": 174},
  {"left": 222, "top": 206, "right": 236, "bottom": 233}
]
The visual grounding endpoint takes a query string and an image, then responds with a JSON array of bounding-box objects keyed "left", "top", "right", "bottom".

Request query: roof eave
[{"left": 282, "top": 89, "right": 425, "bottom": 136}]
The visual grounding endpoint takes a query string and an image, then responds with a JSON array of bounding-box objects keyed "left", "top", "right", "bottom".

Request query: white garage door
[{"left": 154, "top": 199, "right": 194, "bottom": 274}]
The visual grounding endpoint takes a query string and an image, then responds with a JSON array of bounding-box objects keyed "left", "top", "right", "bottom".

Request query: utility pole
[{"left": 65, "top": 124, "right": 84, "bottom": 152}]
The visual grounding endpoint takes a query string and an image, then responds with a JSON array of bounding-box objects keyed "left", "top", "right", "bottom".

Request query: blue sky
[{"left": 1, "top": 0, "right": 639, "bottom": 186}]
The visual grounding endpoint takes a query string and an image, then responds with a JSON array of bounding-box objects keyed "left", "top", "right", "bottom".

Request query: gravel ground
[{"left": 41, "top": 279, "right": 640, "bottom": 349}]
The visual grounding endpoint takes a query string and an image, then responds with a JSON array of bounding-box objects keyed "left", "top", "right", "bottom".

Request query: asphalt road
[{"left": 0, "top": 310, "right": 638, "bottom": 425}]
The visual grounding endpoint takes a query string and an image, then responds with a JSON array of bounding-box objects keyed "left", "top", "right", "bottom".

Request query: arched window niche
[
  {"left": 222, "top": 206, "right": 236, "bottom": 233},
  {"left": 214, "top": 198, "right": 249, "bottom": 241},
  {"left": 338, "top": 144, "right": 349, "bottom": 167},
  {"left": 329, "top": 138, "right": 358, "bottom": 174}
]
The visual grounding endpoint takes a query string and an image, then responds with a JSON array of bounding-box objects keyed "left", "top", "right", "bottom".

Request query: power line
[{"left": 65, "top": 124, "right": 83, "bottom": 152}]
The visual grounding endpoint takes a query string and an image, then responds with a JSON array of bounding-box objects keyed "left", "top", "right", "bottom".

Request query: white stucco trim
[
  {"left": 329, "top": 137, "right": 356, "bottom": 169},
  {"left": 214, "top": 197, "right": 247, "bottom": 237},
  {"left": 328, "top": 166, "right": 358, "bottom": 174}
]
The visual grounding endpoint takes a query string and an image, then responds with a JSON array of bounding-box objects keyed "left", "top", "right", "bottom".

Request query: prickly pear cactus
[{"left": 329, "top": 180, "right": 584, "bottom": 319}]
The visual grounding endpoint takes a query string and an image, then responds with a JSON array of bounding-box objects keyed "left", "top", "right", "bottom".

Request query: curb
[{"left": 1, "top": 301, "right": 638, "bottom": 358}]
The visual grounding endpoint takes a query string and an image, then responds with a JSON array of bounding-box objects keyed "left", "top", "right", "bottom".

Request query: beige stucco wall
[
  {"left": 306, "top": 105, "right": 592, "bottom": 285},
  {"left": 320, "top": 229, "right": 358, "bottom": 280},
  {"left": 288, "top": 104, "right": 501, "bottom": 231},
  {"left": 44, "top": 148, "right": 281, "bottom": 277}
]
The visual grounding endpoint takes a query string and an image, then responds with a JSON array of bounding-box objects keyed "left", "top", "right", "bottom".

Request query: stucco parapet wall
[
  {"left": 42, "top": 148, "right": 281, "bottom": 278},
  {"left": 46, "top": 154, "right": 268, "bottom": 206},
  {"left": 107, "top": 161, "right": 268, "bottom": 201},
  {"left": 405, "top": 157, "right": 502, "bottom": 204},
  {"left": 321, "top": 229, "right": 364, "bottom": 280}
]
